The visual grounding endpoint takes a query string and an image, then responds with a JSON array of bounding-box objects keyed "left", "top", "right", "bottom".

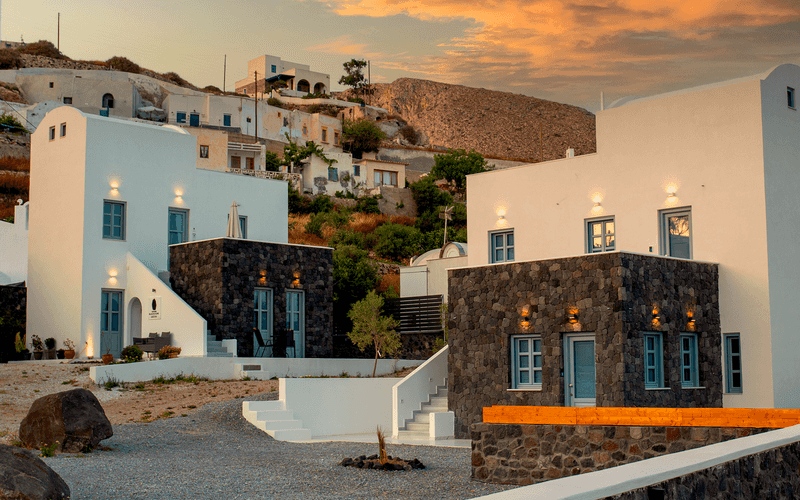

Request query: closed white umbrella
[{"left": 226, "top": 201, "right": 243, "bottom": 238}]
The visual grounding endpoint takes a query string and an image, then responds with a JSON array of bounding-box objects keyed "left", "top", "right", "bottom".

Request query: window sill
[
  {"left": 507, "top": 388, "right": 542, "bottom": 392},
  {"left": 645, "top": 387, "right": 671, "bottom": 391},
  {"left": 680, "top": 386, "right": 705, "bottom": 390},
  {"left": 725, "top": 391, "right": 744, "bottom": 395}
]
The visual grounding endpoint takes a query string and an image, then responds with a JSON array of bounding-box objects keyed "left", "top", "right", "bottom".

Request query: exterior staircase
[
  {"left": 397, "top": 383, "right": 448, "bottom": 439},
  {"left": 242, "top": 400, "right": 312, "bottom": 441},
  {"left": 206, "top": 334, "right": 233, "bottom": 357}
]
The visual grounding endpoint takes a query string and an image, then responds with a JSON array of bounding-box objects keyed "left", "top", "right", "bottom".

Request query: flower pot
[
  {"left": 33, "top": 351, "right": 43, "bottom": 360},
  {"left": 102, "top": 354, "right": 114, "bottom": 365},
  {"left": 64, "top": 349, "right": 75, "bottom": 360},
  {"left": 56, "top": 349, "right": 65, "bottom": 359},
  {"left": 168, "top": 353, "right": 178, "bottom": 359}
]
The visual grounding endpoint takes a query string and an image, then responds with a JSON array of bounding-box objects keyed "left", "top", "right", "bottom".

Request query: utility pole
[
  {"left": 223, "top": 54, "right": 226, "bottom": 93},
  {"left": 57, "top": 13, "right": 60, "bottom": 52},
  {"left": 254, "top": 71, "right": 258, "bottom": 143},
  {"left": 367, "top": 60, "right": 371, "bottom": 106},
  {"left": 439, "top": 205, "right": 454, "bottom": 247},
  {"left": 539, "top": 122, "right": 543, "bottom": 161}
]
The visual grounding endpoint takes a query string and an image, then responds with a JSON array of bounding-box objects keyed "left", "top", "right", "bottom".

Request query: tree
[
  {"left": 339, "top": 59, "right": 368, "bottom": 98},
  {"left": 264, "top": 152, "right": 281, "bottom": 172},
  {"left": 373, "top": 223, "right": 423, "bottom": 262},
  {"left": 333, "top": 244, "right": 379, "bottom": 339},
  {"left": 430, "top": 149, "right": 490, "bottom": 190},
  {"left": 341, "top": 119, "right": 385, "bottom": 159},
  {"left": 347, "top": 291, "right": 401, "bottom": 377}
]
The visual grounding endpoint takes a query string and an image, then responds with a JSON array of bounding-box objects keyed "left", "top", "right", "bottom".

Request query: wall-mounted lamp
[
  {"left": 292, "top": 270, "right": 301, "bottom": 286},
  {"left": 652, "top": 308, "right": 661, "bottom": 321},
  {"left": 666, "top": 184, "right": 677, "bottom": 203},
  {"left": 108, "top": 270, "right": 118, "bottom": 284},
  {"left": 109, "top": 181, "right": 120, "bottom": 195},
  {"left": 686, "top": 310, "right": 696, "bottom": 330},
  {"left": 521, "top": 311, "right": 530, "bottom": 327},
  {"left": 567, "top": 310, "right": 579, "bottom": 324}
]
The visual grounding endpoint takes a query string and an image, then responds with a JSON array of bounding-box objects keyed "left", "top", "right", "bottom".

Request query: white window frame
[
  {"left": 489, "top": 229, "right": 514, "bottom": 264},
  {"left": 659, "top": 207, "right": 692, "bottom": 259},
  {"left": 643, "top": 332, "right": 664, "bottom": 389},
  {"left": 680, "top": 333, "right": 699, "bottom": 387},
  {"left": 586, "top": 216, "right": 615, "bottom": 253},
  {"left": 725, "top": 333, "right": 743, "bottom": 394},
  {"left": 511, "top": 335, "right": 542, "bottom": 390}
]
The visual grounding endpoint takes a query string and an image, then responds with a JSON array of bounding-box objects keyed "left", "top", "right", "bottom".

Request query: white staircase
[
  {"left": 242, "top": 400, "right": 312, "bottom": 441},
  {"left": 206, "top": 334, "right": 233, "bottom": 357},
  {"left": 397, "top": 383, "right": 448, "bottom": 439}
]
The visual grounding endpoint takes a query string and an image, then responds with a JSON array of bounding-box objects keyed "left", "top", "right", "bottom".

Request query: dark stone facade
[
  {"left": 448, "top": 253, "right": 722, "bottom": 438},
  {"left": 0, "top": 284, "right": 26, "bottom": 363},
  {"left": 170, "top": 238, "right": 333, "bottom": 358},
  {"left": 471, "top": 423, "right": 769, "bottom": 486},
  {"left": 605, "top": 439, "right": 800, "bottom": 499}
]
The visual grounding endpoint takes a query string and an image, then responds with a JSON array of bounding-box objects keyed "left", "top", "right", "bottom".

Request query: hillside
[{"left": 346, "top": 78, "right": 596, "bottom": 162}]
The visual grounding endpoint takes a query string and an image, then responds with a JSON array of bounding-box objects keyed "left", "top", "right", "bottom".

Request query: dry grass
[
  {"left": 350, "top": 213, "right": 390, "bottom": 233},
  {"left": 0, "top": 157, "right": 30, "bottom": 172},
  {"left": 0, "top": 172, "right": 29, "bottom": 194},
  {"left": 376, "top": 273, "right": 400, "bottom": 296}
]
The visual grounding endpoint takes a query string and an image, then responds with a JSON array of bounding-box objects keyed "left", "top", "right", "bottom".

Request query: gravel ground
[{"left": 44, "top": 392, "right": 517, "bottom": 500}]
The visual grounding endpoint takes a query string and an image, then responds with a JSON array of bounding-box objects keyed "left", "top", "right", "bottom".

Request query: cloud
[
  {"left": 314, "top": 0, "right": 800, "bottom": 109},
  {"left": 306, "top": 35, "right": 384, "bottom": 58}
]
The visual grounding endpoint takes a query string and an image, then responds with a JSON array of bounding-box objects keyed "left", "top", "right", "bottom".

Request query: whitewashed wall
[{"left": 0, "top": 203, "right": 28, "bottom": 285}]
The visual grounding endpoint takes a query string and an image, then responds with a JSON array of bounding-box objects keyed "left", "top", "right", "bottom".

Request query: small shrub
[
  {"left": 355, "top": 196, "right": 380, "bottom": 214},
  {"left": 203, "top": 85, "right": 222, "bottom": 93},
  {"left": 310, "top": 195, "right": 334, "bottom": 214},
  {"left": 399, "top": 125, "right": 418, "bottom": 145},
  {"left": 18, "top": 40, "right": 65, "bottom": 59},
  {"left": 157, "top": 345, "right": 181, "bottom": 359},
  {"left": 44, "top": 338, "right": 56, "bottom": 349},
  {"left": 373, "top": 223, "right": 423, "bottom": 261},
  {"left": 120, "top": 344, "right": 143, "bottom": 363},
  {"left": 0, "top": 49, "right": 22, "bottom": 69},
  {"left": 307, "top": 104, "right": 320, "bottom": 114},
  {"left": 329, "top": 228, "right": 365, "bottom": 248},
  {"left": 103, "top": 378, "right": 120, "bottom": 391},
  {"left": 267, "top": 97, "right": 283, "bottom": 108},
  {"left": 348, "top": 97, "right": 365, "bottom": 104},
  {"left": 0, "top": 113, "right": 26, "bottom": 130},
  {"left": 39, "top": 441, "right": 58, "bottom": 457},
  {"left": 304, "top": 212, "right": 327, "bottom": 238},
  {"left": 162, "top": 72, "right": 188, "bottom": 87},
  {"left": 106, "top": 56, "right": 141, "bottom": 74},
  {"left": 288, "top": 185, "right": 311, "bottom": 214}
]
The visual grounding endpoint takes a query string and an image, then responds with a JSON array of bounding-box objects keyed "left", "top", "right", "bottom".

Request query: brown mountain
[{"left": 358, "top": 78, "right": 596, "bottom": 162}]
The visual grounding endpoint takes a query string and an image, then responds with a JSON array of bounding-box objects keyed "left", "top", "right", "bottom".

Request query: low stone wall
[
  {"left": 471, "top": 423, "right": 769, "bottom": 486},
  {"left": 605, "top": 439, "right": 800, "bottom": 499}
]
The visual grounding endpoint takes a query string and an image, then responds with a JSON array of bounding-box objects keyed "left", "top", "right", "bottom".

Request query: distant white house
[
  {"left": 400, "top": 241, "right": 467, "bottom": 300},
  {"left": 235, "top": 54, "right": 330, "bottom": 96},
  {"left": 26, "top": 107, "right": 289, "bottom": 359},
  {"left": 463, "top": 63, "right": 800, "bottom": 410}
]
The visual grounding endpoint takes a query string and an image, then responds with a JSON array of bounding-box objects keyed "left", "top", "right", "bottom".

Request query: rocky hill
[{"left": 348, "top": 78, "right": 596, "bottom": 162}]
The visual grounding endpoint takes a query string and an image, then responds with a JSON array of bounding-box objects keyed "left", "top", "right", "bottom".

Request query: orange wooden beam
[{"left": 483, "top": 406, "right": 800, "bottom": 429}]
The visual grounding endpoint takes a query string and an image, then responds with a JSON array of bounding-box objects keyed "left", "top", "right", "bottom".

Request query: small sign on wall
[{"left": 149, "top": 296, "right": 162, "bottom": 320}]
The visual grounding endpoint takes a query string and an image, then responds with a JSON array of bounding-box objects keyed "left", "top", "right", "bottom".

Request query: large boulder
[
  {"left": 0, "top": 444, "right": 70, "bottom": 500},
  {"left": 19, "top": 388, "right": 113, "bottom": 453}
]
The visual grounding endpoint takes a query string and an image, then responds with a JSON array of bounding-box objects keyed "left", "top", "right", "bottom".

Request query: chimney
[
  {"left": 600, "top": 91, "right": 605, "bottom": 111},
  {"left": 566, "top": 148, "right": 575, "bottom": 158}
]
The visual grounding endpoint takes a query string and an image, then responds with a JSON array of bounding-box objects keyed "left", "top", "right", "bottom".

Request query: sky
[{"left": 2, "top": 0, "right": 800, "bottom": 112}]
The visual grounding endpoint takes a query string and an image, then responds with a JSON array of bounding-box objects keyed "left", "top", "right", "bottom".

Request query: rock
[
  {"left": 19, "top": 388, "right": 113, "bottom": 453},
  {"left": 0, "top": 444, "right": 70, "bottom": 500}
]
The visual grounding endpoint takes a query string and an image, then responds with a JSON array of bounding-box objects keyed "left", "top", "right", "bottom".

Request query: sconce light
[
  {"left": 567, "top": 310, "right": 579, "bottom": 324},
  {"left": 108, "top": 269, "right": 118, "bottom": 283},
  {"left": 109, "top": 181, "right": 119, "bottom": 194},
  {"left": 666, "top": 185, "right": 677, "bottom": 203},
  {"left": 686, "top": 310, "right": 696, "bottom": 329},
  {"left": 652, "top": 308, "right": 660, "bottom": 321},
  {"left": 592, "top": 193, "right": 602, "bottom": 207},
  {"left": 292, "top": 270, "right": 301, "bottom": 286},
  {"left": 521, "top": 311, "right": 530, "bottom": 327},
  {"left": 259, "top": 270, "right": 267, "bottom": 283}
]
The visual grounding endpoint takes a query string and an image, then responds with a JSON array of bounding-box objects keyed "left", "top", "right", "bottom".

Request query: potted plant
[
  {"left": 14, "top": 333, "right": 29, "bottom": 361},
  {"left": 30, "top": 334, "right": 44, "bottom": 360},
  {"left": 100, "top": 332, "right": 114, "bottom": 364},
  {"left": 63, "top": 339, "right": 76, "bottom": 360},
  {"left": 44, "top": 337, "right": 56, "bottom": 359},
  {"left": 120, "top": 344, "right": 143, "bottom": 363},
  {"left": 157, "top": 345, "right": 181, "bottom": 360}
]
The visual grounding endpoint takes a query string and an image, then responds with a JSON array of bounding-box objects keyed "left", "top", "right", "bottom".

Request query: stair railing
[{"left": 392, "top": 345, "right": 448, "bottom": 438}]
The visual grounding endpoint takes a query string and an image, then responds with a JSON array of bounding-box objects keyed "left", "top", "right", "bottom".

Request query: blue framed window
[
  {"left": 254, "top": 288, "right": 273, "bottom": 356},
  {"left": 725, "top": 333, "right": 742, "bottom": 393},
  {"left": 239, "top": 215, "right": 247, "bottom": 239},
  {"left": 511, "top": 335, "right": 542, "bottom": 389},
  {"left": 353, "top": 164, "right": 360, "bottom": 177},
  {"left": 490, "top": 230, "right": 514, "bottom": 263},
  {"left": 103, "top": 201, "right": 125, "bottom": 240},
  {"left": 168, "top": 208, "right": 188, "bottom": 245},
  {"left": 223, "top": 114, "right": 231, "bottom": 127},
  {"left": 587, "top": 217, "right": 615, "bottom": 253},
  {"left": 660, "top": 207, "right": 691, "bottom": 259},
  {"left": 643, "top": 332, "right": 664, "bottom": 389},
  {"left": 789, "top": 87, "right": 795, "bottom": 109},
  {"left": 271, "top": 64, "right": 277, "bottom": 73},
  {"left": 328, "top": 168, "right": 338, "bottom": 181},
  {"left": 176, "top": 112, "right": 186, "bottom": 124},
  {"left": 680, "top": 333, "right": 699, "bottom": 387}
]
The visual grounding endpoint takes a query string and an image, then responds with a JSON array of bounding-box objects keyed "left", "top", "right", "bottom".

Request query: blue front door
[
  {"left": 190, "top": 113, "right": 200, "bottom": 127},
  {"left": 100, "top": 290, "right": 123, "bottom": 358},
  {"left": 564, "top": 333, "right": 596, "bottom": 407}
]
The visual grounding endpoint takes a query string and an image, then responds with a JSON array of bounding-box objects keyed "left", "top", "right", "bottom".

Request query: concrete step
[
  {"left": 271, "top": 428, "right": 312, "bottom": 441},
  {"left": 396, "top": 430, "right": 429, "bottom": 440},
  {"left": 259, "top": 420, "right": 304, "bottom": 431},
  {"left": 242, "top": 400, "right": 312, "bottom": 442},
  {"left": 405, "top": 421, "right": 429, "bottom": 432},
  {"left": 244, "top": 401, "right": 284, "bottom": 412},
  {"left": 207, "top": 352, "right": 233, "bottom": 358},
  {"left": 255, "top": 410, "right": 294, "bottom": 421},
  {"left": 429, "top": 396, "right": 448, "bottom": 407}
]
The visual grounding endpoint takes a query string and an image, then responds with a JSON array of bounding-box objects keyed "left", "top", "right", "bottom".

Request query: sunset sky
[{"left": 3, "top": 0, "right": 799, "bottom": 111}]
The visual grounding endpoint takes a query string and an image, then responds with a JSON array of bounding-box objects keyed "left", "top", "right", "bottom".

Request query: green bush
[
  {"left": 310, "top": 195, "right": 334, "bottom": 214},
  {"left": 267, "top": 97, "right": 282, "bottom": 108},
  {"left": 329, "top": 228, "right": 365, "bottom": 248},
  {"left": 107, "top": 56, "right": 141, "bottom": 74},
  {"left": 373, "top": 223, "right": 423, "bottom": 261},
  {"left": 355, "top": 196, "right": 380, "bottom": 214},
  {"left": 341, "top": 119, "right": 385, "bottom": 159},
  {"left": 264, "top": 152, "right": 281, "bottom": 172},
  {"left": 307, "top": 104, "right": 320, "bottom": 114},
  {"left": 288, "top": 185, "right": 311, "bottom": 214},
  {"left": 333, "top": 245, "right": 378, "bottom": 305},
  {"left": 0, "top": 114, "right": 25, "bottom": 131},
  {"left": 430, "top": 148, "right": 490, "bottom": 190},
  {"left": 348, "top": 97, "right": 365, "bottom": 104},
  {"left": 121, "top": 344, "right": 144, "bottom": 363},
  {"left": 305, "top": 212, "right": 327, "bottom": 238},
  {"left": 0, "top": 49, "right": 22, "bottom": 69}
]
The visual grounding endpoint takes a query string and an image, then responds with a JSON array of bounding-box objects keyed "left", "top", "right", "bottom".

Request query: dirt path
[{"left": 0, "top": 362, "right": 277, "bottom": 444}]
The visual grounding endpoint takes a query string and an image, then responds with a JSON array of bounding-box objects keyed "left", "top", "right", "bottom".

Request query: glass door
[
  {"left": 564, "top": 333, "right": 596, "bottom": 407},
  {"left": 285, "top": 290, "right": 305, "bottom": 358},
  {"left": 253, "top": 289, "right": 273, "bottom": 356},
  {"left": 167, "top": 208, "right": 188, "bottom": 269},
  {"left": 100, "top": 290, "right": 123, "bottom": 358}
]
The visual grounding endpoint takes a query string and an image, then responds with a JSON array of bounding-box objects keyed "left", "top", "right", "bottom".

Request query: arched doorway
[
  {"left": 102, "top": 93, "right": 115, "bottom": 109},
  {"left": 128, "top": 297, "right": 142, "bottom": 346},
  {"left": 313, "top": 82, "right": 326, "bottom": 94},
  {"left": 297, "top": 80, "right": 310, "bottom": 93}
]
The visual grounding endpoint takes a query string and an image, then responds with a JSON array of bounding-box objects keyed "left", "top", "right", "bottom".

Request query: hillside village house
[
  {"left": 24, "top": 106, "right": 332, "bottom": 360},
  {"left": 447, "top": 64, "right": 800, "bottom": 437},
  {"left": 235, "top": 54, "right": 330, "bottom": 97}
]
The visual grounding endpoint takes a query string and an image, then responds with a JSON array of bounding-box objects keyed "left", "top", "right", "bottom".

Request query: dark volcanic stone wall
[
  {"left": 170, "top": 238, "right": 333, "bottom": 358},
  {"left": 606, "top": 439, "right": 800, "bottom": 499},
  {"left": 448, "top": 253, "right": 722, "bottom": 438},
  {"left": 472, "top": 423, "right": 768, "bottom": 486},
  {"left": 0, "top": 285, "right": 26, "bottom": 363}
]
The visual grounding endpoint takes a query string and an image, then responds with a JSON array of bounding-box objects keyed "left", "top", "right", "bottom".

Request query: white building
[
  {"left": 400, "top": 241, "right": 467, "bottom": 300},
  {"left": 27, "top": 107, "right": 289, "bottom": 359},
  {"left": 235, "top": 55, "right": 330, "bottom": 96},
  {"left": 464, "top": 64, "right": 800, "bottom": 410},
  {"left": 0, "top": 201, "right": 29, "bottom": 285}
]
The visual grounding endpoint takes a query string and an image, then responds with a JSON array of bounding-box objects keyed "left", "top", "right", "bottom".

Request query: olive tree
[{"left": 347, "top": 291, "right": 401, "bottom": 377}]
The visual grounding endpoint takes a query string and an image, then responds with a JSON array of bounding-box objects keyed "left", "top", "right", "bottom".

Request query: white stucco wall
[
  {"left": 0, "top": 203, "right": 29, "bottom": 284},
  {"left": 27, "top": 107, "right": 289, "bottom": 359},
  {"left": 400, "top": 267, "right": 427, "bottom": 297},
  {"left": 465, "top": 65, "right": 800, "bottom": 409}
]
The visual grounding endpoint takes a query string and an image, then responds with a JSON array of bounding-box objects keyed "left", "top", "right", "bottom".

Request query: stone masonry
[
  {"left": 472, "top": 423, "right": 769, "bottom": 486},
  {"left": 448, "top": 252, "right": 722, "bottom": 438},
  {"left": 0, "top": 284, "right": 26, "bottom": 363},
  {"left": 170, "top": 238, "right": 333, "bottom": 358}
]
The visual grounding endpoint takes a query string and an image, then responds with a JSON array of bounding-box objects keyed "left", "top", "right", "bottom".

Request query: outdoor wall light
[
  {"left": 592, "top": 193, "right": 602, "bottom": 206},
  {"left": 666, "top": 184, "right": 678, "bottom": 203},
  {"left": 567, "top": 310, "right": 579, "bottom": 323},
  {"left": 108, "top": 270, "right": 118, "bottom": 284},
  {"left": 86, "top": 335, "right": 94, "bottom": 358},
  {"left": 109, "top": 181, "right": 120, "bottom": 194},
  {"left": 521, "top": 311, "right": 530, "bottom": 327},
  {"left": 686, "top": 310, "right": 696, "bottom": 330},
  {"left": 652, "top": 308, "right": 661, "bottom": 321}
]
